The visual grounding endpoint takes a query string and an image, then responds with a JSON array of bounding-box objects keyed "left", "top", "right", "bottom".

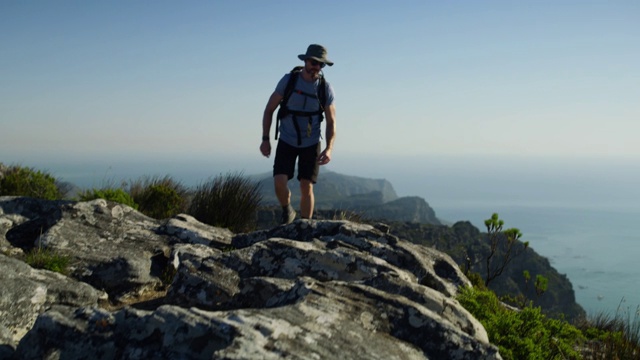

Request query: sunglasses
[{"left": 308, "top": 59, "right": 326, "bottom": 68}]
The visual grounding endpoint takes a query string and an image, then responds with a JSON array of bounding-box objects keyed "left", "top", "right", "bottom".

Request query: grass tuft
[
  {"left": 129, "top": 175, "right": 190, "bottom": 219},
  {"left": 188, "top": 172, "right": 262, "bottom": 233},
  {"left": 576, "top": 299, "right": 640, "bottom": 359},
  {"left": 25, "top": 246, "right": 71, "bottom": 275}
]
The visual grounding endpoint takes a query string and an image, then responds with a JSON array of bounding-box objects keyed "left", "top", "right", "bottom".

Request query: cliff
[
  {"left": 0, "top": 196, "right": 501, "bottom": 359},
  {"left": 254, "top": 171, "right": 441, "bottom": 225},
  {"left": 385, "top": 221, "right": 586, "bottom": 321}
]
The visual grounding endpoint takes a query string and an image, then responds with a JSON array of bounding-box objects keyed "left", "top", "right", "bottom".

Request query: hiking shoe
[{"left": 281, "top": 205, "right": 296, "bottom": 225}]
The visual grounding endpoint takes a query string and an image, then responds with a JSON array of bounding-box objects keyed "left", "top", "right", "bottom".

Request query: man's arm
[
  {"left": 260, "top": 91, "right": 283, "bottom": 158},
  {"left": 318, "top": 103, "right": 336, "bottom": 165}
]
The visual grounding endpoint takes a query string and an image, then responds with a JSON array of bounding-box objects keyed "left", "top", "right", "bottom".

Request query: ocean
[{"left": 12, "top": 153, "right": 640, "bottom": 316}]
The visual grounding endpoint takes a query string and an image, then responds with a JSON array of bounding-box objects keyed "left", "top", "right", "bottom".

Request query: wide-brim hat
[{"left": 298, "top": 44, "right": 334, "bottom": 66}]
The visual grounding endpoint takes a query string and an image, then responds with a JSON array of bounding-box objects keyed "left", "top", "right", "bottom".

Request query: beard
[{"left": 303, "top": 65, "right": 321, "bottom": 79}]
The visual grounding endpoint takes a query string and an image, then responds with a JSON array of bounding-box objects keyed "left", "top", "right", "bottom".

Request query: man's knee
[
  {"left": 299, "top": 180, "right": 313, "bottom": 195},
  {"left": 274, "top": 174, "right": 288, "bottom": 187}
]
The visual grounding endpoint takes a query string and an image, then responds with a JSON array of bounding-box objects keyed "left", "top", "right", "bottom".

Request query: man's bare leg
[
  {"left": 299, "top": 179, "right": 314, "bottom": 219},
  {"left": 274, "top": 174, "right": 290, "bottom": 206},
  {"left": 275, "top": 174, "right": 296, "bottom": 224}
]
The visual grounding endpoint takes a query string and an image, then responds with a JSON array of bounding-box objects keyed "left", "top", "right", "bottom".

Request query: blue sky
[{"left": 2, "top": 1, "right": 639, "bottom": 174}]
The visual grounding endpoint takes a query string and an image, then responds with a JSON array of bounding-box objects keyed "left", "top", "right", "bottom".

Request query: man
[{"left": 260, "top": 44, "right": 337, "bottom": 224}]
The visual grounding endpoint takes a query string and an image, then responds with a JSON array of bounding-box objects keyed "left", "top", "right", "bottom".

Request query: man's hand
[
  {"left": 260, "top": 141, "right": 271, "bottom": 158},
  {"left": 317, "top": 148, "right": 332, "bottom": 165}
]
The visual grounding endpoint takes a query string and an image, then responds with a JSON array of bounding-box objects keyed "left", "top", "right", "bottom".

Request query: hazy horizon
[{"left": 7, "top": 152, "right": 639, "bottom": 213}]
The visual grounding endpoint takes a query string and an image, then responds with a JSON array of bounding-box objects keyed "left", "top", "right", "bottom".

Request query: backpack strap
[
  {"left": 317, "top": 74, "right": 326, "bottom": 125},
  {"left": 317, "top": 75, "right": 327, "bottom": 112},
  {"left": 275, "top": 66, "right": 303, "bottom": 141}
]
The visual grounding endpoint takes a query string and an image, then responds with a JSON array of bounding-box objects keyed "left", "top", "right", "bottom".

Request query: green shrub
[
  {"left": 457, "top": 286, "right": 583, "bottom": 360},
  {"left": 0, "top": 164, "right": 62, "bottom": 200},
  {"left": 79, "top": 188, "right": 138, "bottom": 209},
  {"left": 129, "top": 175, "right": 189, "bottom": 219},
  {"left": 25, "top": 246, "right": 71, "bottom": 275},
  {"left": 465, "top": 270, "right": 488, "bottom": 291},
  {"left": 188, "top": 172, "right": 262, "bottom": 233}
]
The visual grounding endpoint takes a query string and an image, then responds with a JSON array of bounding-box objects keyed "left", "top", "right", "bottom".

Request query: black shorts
[{"left": 273, "top": 141, "right": 320, "bottom": 183}]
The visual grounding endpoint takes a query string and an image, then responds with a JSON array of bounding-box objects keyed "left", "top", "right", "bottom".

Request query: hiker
[{"left": 260, "top": 44, "right": 337, "bottom": 224}]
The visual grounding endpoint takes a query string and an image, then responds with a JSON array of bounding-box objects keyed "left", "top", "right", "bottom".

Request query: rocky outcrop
[
  {"left": 0, "top": 196, "right": 502, "bottom": 359},
  {"left": 0, "top": 254, "right": 107, "bottom": 353},
  {"left": 363, "top": 196, "right": 441, "bottom": 224}
]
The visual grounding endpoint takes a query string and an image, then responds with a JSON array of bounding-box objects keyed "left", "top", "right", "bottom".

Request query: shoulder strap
[
  {"left": 317, "top": 74, "right": 327, "bottom": 111},
  {"left": 275, "top": 66, "right": 303, "bottom": 140},
  {"left": 282, "top": 66, "right": 303, "bottom": 105}
]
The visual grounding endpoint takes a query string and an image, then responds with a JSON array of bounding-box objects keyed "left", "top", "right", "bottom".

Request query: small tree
[
  {"left": 505, "top": 271, "right": 549, "bottom": 309},
  {"left": 523, "top": 270, "right": 549, "bottom": 298},
  {"left": 483, "top": 213, "right": 529, "bottom": 287}
]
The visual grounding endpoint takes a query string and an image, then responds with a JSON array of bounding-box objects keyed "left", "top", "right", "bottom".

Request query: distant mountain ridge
[{"left": 252, "top": 171, "right": 440, "bottom": 225}]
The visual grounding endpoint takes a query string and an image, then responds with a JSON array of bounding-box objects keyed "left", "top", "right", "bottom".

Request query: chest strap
[{"left": 288, "top": 110, "right": 324, "bottom": 145}]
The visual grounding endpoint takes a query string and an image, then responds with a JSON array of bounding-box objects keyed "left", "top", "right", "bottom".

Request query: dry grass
[{"left": 576, "top": 299, "right": 640, "bottom": 359}]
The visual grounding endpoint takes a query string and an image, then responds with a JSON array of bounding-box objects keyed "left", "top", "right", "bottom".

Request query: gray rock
[
  {"left": 1, "top": 197, "right": 503, "bottom": 359},
  {"left": 17, "top": 283, "right": 499, "bottom": 360},
  {"left": 159, "top": 213, "right": 234, "bottom": 249},
  {"left": 0, "top": 253, "right": 107, "bottom": 350},
  {"left": 4, "top": 197, "right": 170, "bottom": 301}
]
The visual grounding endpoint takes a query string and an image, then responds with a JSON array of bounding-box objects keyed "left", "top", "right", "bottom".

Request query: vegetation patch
[
  {"left": 458, "top": 286, "right": 584, "bottom": 360},
  {"left": 577, "top": 302, "right": 640, "bottom": 359},
  {"left": 0, "top": 164, "right": 62, "bottom": 200},
  {"left": 129, "top": 175, "right": 189, "bottom": 219},
  {"left": 160, "top": 265, "right": 177, "bottom": 286},
  {"left": 78, "top": 187, "right": 138, "bottom": 209},
  {"left": 25, "top": 247, "right": 71, "bottom": 275}
]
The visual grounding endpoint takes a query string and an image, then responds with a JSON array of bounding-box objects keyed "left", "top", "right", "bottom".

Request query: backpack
[{"left": 275, "top": 66, "right": 328, "bottom": 145}]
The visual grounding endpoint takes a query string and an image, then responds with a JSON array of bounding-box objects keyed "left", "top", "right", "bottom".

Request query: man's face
[{"left": 304, "top": 58, "right": 325, "bottom": 78}]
